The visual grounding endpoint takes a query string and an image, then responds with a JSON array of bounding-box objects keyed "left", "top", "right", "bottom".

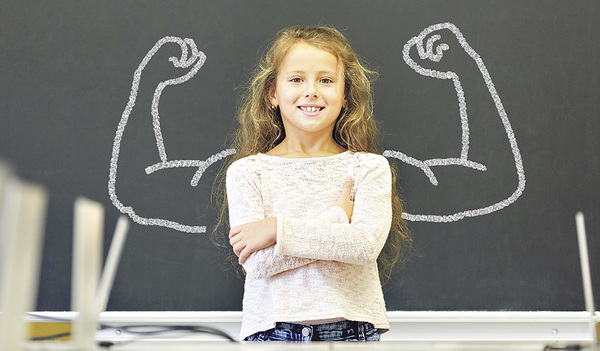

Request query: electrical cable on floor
[{"left": 26, "top": 312, "right": 238, "bottom": 346}]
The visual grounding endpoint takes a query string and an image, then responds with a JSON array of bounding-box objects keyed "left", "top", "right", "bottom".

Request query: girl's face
[{"left": 270, "top": 43, "right": 346, "bottom": 143}]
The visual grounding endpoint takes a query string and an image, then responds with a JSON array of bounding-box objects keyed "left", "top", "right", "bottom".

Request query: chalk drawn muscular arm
[
  {"left": 384, "top": 24, "right": 488, "bottom": 185},
  {"left": 108, "top": 37, "right": 235, "bottom": 234},
  {"left": 385, "top": 23, "right": 525, "bottom": 222}
]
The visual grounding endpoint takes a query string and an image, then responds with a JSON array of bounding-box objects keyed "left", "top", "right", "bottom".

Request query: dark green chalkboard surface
[{"left": 1, "top": 0, "right": 598, "bottom": 312}]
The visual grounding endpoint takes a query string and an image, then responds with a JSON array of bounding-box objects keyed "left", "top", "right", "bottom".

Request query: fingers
[
  {"left": 228, "top": 218, "right": 277, "bottom": 264},
  {"left": 228, "top": 226, "right": 253, "bottom": 262},
  {"left": 238, "top": 247, "right": 251, "bottom": 265},
  {"left": 229, "top": 226, "right": 243, "bottom": 257},
  {"left": 336, "top": 177, "right": 355, "bottom": 222},
  {"left": 229, "top": 228, "right": 241, "bottom": 246},
  {"left": 228, "top": 226, "right": 240, "bottom": 239},
  {"left": 340, "top": 176, "right": 353, "bottom": 200},
  {"left": 232, "top": 241, "right": 244, "bottom": 257},
  {"left": 231, "top": 239, "right": 252, "bottom": 264}
]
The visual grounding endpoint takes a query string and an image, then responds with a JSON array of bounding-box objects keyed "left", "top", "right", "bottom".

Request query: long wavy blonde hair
[{"left": 213, "top": 25, "right": 411, "bottom": 283}]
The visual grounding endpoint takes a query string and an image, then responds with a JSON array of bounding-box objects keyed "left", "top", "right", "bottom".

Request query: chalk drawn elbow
[{"left": 383, "top": 150, "right": 439, "bottom": 186}]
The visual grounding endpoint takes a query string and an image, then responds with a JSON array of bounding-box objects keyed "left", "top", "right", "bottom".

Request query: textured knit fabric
[{"left": 226, "top": 151, "right": 393, "bottom": 340}]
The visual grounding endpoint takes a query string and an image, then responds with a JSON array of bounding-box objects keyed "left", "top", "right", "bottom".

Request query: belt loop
[{"left": 357, "top": 321, "right": 366, "bottom": 341}]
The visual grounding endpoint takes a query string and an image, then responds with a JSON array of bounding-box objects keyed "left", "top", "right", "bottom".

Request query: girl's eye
[
  {"left": 320, "top": 78, "right": 333, "bottom": 84},
  {"left": 290, "top": 77, "right": 302, "bottom": 83}
]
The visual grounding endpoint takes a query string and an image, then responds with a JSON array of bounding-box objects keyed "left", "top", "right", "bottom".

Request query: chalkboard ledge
[{"left": 28, "top": 311, "right": 598, "bottom": 343}]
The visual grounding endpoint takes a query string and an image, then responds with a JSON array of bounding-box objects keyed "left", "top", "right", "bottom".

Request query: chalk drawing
[
  {"left": 109, "top": 26, "right": 524, "bottom": 230},
  {"left": 384, "top": 22, "right": 526, "bottom": 222},
  {"left": 108, "top": 36, "right": 235, "bottom": 233}
]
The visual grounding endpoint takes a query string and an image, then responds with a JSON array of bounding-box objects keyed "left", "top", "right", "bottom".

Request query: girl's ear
[{"left": 269, "top": 86, "right": 278, "bottom": 107}]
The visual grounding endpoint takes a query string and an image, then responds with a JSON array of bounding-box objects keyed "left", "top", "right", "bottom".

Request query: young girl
[{"left": 218, "top": 25, "right": 410, "bottom": 342}]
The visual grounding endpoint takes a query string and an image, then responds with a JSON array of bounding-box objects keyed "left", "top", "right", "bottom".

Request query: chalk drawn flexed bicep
[
  {"left": 384, "top": 23, "right": 526, "bottom": 222},
  {"left": 108, "top": 36, "right": 235, "bottom": 234}
]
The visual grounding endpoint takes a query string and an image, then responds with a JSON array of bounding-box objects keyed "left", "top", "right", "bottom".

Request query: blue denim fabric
[{"left": 244, "top": 320, "right": 380, "bottom": 342}]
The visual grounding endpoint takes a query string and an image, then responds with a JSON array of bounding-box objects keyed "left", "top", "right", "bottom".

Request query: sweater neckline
[{"left": 257, "top": 150, "right": 352, "bottom": 162}]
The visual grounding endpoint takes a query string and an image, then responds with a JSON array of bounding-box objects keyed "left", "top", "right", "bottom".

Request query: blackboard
[{"left": 1, "top": 0, "right": 598, "bottom": 312}]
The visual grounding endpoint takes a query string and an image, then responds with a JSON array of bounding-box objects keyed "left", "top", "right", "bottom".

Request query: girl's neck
[{"left": 266, "top": 138, "right": 346, "bottom": 158}]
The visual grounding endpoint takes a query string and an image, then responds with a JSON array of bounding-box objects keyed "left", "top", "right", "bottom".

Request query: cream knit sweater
[{"left": 226, "top": 151, "right": 392, "bottom": 339}]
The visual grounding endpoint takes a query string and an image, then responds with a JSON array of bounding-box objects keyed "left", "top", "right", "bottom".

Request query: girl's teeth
[{"left": 301, "top": 107, "right": 321, "bottom": 113}]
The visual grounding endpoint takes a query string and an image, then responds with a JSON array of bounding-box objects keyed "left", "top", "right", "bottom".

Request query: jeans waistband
[
  {"left": 273, "top": 320, "right": 377, "bottom": 341},
  {"left": 275, "top": 320, "right": 362, "bottom": 334}
]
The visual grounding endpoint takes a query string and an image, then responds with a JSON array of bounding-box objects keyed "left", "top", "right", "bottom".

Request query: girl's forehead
[{"left": 278, "top": 42, "right": 341, "bottom": 74}]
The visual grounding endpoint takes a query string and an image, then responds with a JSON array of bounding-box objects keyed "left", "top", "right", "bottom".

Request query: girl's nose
[
  {"left": 305, "top": 88, "right": 318, "bottom": 98},
  {"left": 305, "top": 83, "right": 318, "bottom": 98}
]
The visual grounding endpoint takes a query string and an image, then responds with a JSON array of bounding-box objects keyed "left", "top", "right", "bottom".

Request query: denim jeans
[{"left": 244, "top": 320, "right": 380, "bottom": 342}]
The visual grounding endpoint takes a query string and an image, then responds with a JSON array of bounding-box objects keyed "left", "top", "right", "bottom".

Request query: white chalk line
[
  {"left": 108, "top": 25, "right": 526, "bottom": 230},
  {"left": 385, "top": 22, "right": 526, "bottom": 222},
  {"left": 108, "top": 36, "right": 236, "bottom": 233}
]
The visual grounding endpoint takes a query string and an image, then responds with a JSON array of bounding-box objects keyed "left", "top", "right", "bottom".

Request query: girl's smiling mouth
[{"left": 298, "top": 106, "right": 325, "bottom": 113}]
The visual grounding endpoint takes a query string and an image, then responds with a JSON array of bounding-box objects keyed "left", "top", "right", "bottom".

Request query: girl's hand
[
  {"left": 229, "top": 217, "right": 277, "bottom": 264},
  {"left": 336, "top": 176, "right": 354, "bottom": 222}
]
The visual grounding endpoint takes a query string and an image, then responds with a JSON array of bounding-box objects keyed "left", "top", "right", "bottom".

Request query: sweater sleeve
[
  {"left": 274, "top": 155, "right": 393, "bottom": 264},
  {"left": 226, "top": 158, "right": 319, "bottom": 279},
  {"left": 241, "top": 206, "right": 349, "bottom": 279}
]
